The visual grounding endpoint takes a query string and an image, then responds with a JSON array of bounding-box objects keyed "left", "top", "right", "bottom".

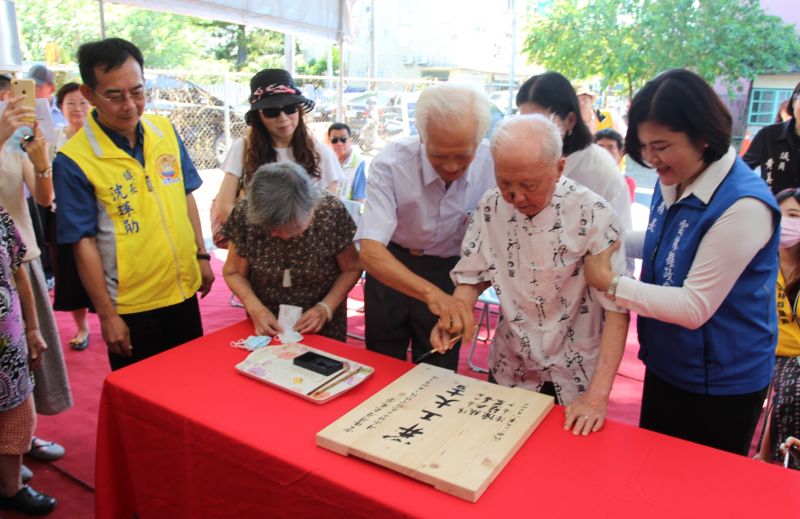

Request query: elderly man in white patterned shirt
[{"left": 432, "top": 114, "right": 630, "bottom": 436}]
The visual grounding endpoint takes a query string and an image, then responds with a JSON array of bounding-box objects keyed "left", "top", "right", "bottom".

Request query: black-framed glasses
[
  {"left": 93, "top": 86, "right": 146, "bottom": 105},
  {"left": 261, "top": 103, "right": 300, "bottom": 118},
  {"left": 330, "top": 137, "right": 349, "bottom": 144}
]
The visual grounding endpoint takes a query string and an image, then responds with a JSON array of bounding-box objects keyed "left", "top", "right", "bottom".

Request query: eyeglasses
[
  {"left": 261, "top": 104, "right": 300, "bottom": 118},
  {"left": 330, "top": 137, "right": 349, "bottom": 144},
  {"left": 93, "top": 87, "right": 146, "bottom": 105}
]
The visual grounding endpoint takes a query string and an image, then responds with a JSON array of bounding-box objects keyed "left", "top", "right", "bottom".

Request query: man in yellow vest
[{"left": 53, "top": 38, "right": 214, "bottom": 370}]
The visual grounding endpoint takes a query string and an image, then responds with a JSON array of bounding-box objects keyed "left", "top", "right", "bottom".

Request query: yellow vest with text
[
  {"left": 59, "top": 114, "right": 200, "bottom": 314},
  {"left": 776, "top": 269, "right": 800, "bottom": 357}
]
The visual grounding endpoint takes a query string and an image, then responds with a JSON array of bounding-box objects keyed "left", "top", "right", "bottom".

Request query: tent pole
[{"left": 98, "top": 0, "right": 106, "bottom": 39}]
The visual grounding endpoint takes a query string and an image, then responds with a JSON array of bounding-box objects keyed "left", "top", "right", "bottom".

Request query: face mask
[{"left": 780, "top": 217, "right": 800, "bottom": 249}]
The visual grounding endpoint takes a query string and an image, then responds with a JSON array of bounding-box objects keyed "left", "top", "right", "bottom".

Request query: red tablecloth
[{"left": 96, "top": 320, "right": 800, "bottom": 518}]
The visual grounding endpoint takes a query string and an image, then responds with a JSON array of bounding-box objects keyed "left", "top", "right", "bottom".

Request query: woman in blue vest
[{"left": 583, "top": 69, "right": 780, "bottom": 455}]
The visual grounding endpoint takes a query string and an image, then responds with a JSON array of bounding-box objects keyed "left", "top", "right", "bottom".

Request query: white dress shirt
[
  {"left": 616, "top": 148, "right": 774, "bottom": 328},
  {"left": 355, "top": 136, "right": 496, "bottom": 258},
  {"left": 220, "top": 135, "right": 344, "bottom": 188},
  {"left": 452, "top": 179, "right": 627, "bottom": 404},
  {"left": 565, "top": 143, "right": 633, "bottom": 234}
]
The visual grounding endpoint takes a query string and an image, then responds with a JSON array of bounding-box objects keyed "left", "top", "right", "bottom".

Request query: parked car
[{"left": 144, "top": 75, "right": 247, "bottom": 168}]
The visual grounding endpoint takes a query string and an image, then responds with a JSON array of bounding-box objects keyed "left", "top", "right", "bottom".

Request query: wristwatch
[
  {"left": 606, "top": 275, "right": 621, "bottom": 301},
  {"left": 196, "top": 252, "right": 211, "bottom": 261}
]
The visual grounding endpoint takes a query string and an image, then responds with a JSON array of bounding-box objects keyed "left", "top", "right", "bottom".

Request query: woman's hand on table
[
  {"left": 295, "top": 305, "right": 328, "bottom": 334},
  {"left": 249, "top": 304, "right": 283, "bottom": 336},
  {"left": 564, "top": 390, "right": 608, "bottom": 436},
  {"left": 583, "top": 240, "right": 620, "bottom": 291}
]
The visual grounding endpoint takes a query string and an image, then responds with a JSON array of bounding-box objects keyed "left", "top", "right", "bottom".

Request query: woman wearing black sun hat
[{"left": 212, "top": 69, "right": 344, "bottom": 233}]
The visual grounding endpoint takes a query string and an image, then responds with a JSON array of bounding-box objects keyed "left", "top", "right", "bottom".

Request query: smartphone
[
  {"left": 293, "top": 351, "right": 344, "bottom": 376},
  {"left": 11, "top": 78, "right": 36, "bottom": 124}
]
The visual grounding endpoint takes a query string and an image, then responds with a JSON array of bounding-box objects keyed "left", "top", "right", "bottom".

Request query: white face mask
[{"left": 780, "top": 217, "right": 800, "bottom": 249}]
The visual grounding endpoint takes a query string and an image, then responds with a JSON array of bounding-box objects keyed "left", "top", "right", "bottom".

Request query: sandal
[
  {"left": 27, "top": 437, "right": 65, "bottom": 461},
  {"left": 69, "top": 335, "right": 89, "bottom": 351}
]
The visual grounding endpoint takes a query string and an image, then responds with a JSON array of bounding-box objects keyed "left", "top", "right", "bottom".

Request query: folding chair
[{"left": 467, "top": 287, "right": 499, "bottom": 373}]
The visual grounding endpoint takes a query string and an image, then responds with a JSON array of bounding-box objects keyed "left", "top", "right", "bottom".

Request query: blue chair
[{"left": 468, "top": 287, "right": 499, "bottom": 374}]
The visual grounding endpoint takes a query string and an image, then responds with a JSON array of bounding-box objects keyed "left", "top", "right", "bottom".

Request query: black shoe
[{"left": 0, "top": 485, "right": 57, "bottom": 515}]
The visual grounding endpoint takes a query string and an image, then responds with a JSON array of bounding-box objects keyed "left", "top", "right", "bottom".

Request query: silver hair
[
  {"left": 246, "top": 162, "right": 320, "bottom": 231},
  {"left": 415, "top": 83, "right": 491, "bottom": 145},
  {"left": 490, "top": 114, "right": 563, "bottom": 164}
]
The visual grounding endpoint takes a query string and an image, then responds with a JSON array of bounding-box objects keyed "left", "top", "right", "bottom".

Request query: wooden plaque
[{"left": 316, "top": 363, "right": 553, "bottom": 502}]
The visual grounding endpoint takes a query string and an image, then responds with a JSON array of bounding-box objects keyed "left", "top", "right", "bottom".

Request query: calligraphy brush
[{"left": 413, "top": 334, "right": 464, "bottom": 364}]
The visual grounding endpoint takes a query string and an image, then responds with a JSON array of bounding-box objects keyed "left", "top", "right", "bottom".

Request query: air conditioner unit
[
  {"left": 401, "top": 54, "right": 413, "bottom": 66},
  {"left": 415, "top": 54, "right": 429, "bottom": 65}
]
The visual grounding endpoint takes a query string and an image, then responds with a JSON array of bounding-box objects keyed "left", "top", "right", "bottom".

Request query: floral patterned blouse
[
  {"left": 0, "top": 206, "right": 31, "bottom": 412},
  {"left": 223, "top": 192, "right": 356, "bottom": 341}
]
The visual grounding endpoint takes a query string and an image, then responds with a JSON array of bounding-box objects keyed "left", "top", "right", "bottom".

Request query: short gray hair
[
  {"left": 247, "top": 162, "right": 319, "bottom": 231},
  {"left": 415, "top": 84, "right": 491, "bottom": 145},
  {"left": 490, "top": 114, "right": 563, "bottom": 164}
]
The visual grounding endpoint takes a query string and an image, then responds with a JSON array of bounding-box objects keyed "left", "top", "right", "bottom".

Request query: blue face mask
[{"left": 3, "top": 126, "right": 35, "bottom": 155}]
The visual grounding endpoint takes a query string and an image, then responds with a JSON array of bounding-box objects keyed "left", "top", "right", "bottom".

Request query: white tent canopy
[{"left": 108, "top": 0, "right": 355, "bottom": 42}]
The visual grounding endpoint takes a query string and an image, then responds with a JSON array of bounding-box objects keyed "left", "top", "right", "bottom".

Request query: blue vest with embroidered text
[{"left": 639, "top": 157, "right": 779, "bottom": 395}]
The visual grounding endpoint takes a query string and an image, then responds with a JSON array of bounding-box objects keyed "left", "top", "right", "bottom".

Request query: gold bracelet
[{"left": 36, "top": 166, "right": 52, "bottom": 179}]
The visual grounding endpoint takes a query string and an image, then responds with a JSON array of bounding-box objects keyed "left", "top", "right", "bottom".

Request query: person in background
[
  {"left": 583, "top": 69, "right": 779, "bottom": 456},
  {"left": 356, "top": 84, "right": 494, "bottom": 371},
  {"left": 574, "top": 83, "right": 627, "bottom": 136},
  {"left": 26, "top": 65, "right": 62, "bottom": 291},
  {"left": 26, "top": 65, "right": 65, "bottom": 129},
  {"left": 50, "top": 83, "right": 92, "bottom": 351},
  {"left": 1, "top": 76, "right": 72, "bottom": 473},
  {"left": 54, "top": 37, "right": 214, "bottom": 371},
  {"left": 213, "top": 69, "right": 343, "bottom": 224},
  {"left": 594, "top": 128, "right": 636, "bottom": 203},
  {"left": 743, "top": 80, "right": 800, "bottom": 194},
  {"left": 517, "top": 72, "right": 633, "bottom": 273},
  {"left": 222, "top": 162, "right": 361, "bottom": 341},
  {"left": 328, "top": 122, "right": 367, "bottom": 205},
  {"left": 754, "top": 187, "right": 800, "bottom": 469},
  {"left": 0, "top": 207, "right": 57, "bottom": 516},
  {"left": 435, "top": 114, "right": 629, "bottom": 435}
]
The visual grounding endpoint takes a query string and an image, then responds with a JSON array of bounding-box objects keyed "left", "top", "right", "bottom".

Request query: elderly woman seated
[{"left": 222, "top": 162, "right": 361, "bottom": 341}]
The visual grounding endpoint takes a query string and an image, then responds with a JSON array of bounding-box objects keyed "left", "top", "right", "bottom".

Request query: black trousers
[
  {"left": 364, "top": 243, "right": 460, "bottom": 371},
  {"left": 639, "top": 369, "right": 768, "bottom": 456},
  {"left": 110, "top": 296, "right": 203, "bottom": 371}
]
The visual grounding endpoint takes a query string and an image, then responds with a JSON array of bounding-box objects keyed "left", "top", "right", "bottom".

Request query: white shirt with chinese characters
[{"left": 451, "top": 178, "right": 627, "bottom": 404}]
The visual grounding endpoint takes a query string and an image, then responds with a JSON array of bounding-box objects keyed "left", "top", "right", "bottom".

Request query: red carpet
[{"left": 5, "top": 256, "right": 645, "bottom": 518}]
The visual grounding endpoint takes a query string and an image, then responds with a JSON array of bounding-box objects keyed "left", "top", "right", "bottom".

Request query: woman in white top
[
  {"left": 516, "top": 72, "right": 632, "bottom": 237},
  {"left": 52, "top": 83, "right": 92, "bottom": 351},
  {"left": 215, "top": 69, "right": 343, "bottom": 221}
]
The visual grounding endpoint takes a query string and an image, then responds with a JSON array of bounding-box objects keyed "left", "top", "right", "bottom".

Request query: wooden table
[{"left": 96, "top": 320, "right": 800, "bottom": 518}]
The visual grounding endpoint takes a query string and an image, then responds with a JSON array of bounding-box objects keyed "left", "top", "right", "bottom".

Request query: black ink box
[{"left": 293, "top": 351, "right": 344, "bottom": 376}]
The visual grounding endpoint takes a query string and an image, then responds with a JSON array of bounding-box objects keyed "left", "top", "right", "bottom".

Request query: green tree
[
  {"left": 522, "top": 0, "right": 800, "bottom": 99},
  {"left": 296, "top": 45, "right": 340, "bottom": 77},
  {"left": 16, "top": 0, "right": 103, "bottom": 63},
  {"left": 193, "top": 21, "right": 285, "bottom": 72}
]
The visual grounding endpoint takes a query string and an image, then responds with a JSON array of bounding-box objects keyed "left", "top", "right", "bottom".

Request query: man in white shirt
[
  {"left": 328, "top": 122, "right": 366, "bottom": 204},
  {"left": 356, "top": 84, "right": 494, "bottom": 370},
  {"left": 433, "top": 114, "right": 629, "bottom": 435}
]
